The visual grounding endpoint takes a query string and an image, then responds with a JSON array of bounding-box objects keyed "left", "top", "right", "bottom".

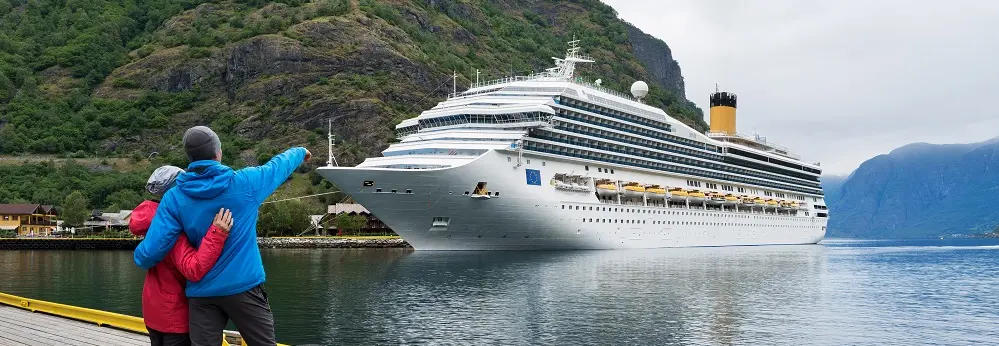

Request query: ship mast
[{"left": 326, "top": 118, "right": 338, "bottom": 167}]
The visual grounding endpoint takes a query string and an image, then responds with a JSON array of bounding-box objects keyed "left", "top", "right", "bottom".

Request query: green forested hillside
[
  {"left": 0, "top": 0, "right": 704, "bottom": 211},
  {"left": 1, "top": 0, "right": 703, "bottom": 160}
]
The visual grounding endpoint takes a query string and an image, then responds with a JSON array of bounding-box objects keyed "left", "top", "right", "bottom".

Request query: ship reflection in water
[
  {"left": 3, "top": 240, "right": 999, "bottom": 345},
  {"left": 269, "top": 245, "right": 830, "bottom": 345},
  {"left": 265, "top": 240, "right": 999, "bottom": 345}
]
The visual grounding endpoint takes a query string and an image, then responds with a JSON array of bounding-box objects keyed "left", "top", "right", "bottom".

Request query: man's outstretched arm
[
  {"left": 241, "top": 147, "right": 309, "bottom": 203},
  {"left": 133, "top": 193, "right": 183, "bottom": 269}
]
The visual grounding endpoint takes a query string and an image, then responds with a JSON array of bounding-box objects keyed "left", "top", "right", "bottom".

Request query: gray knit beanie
[
  {"left": 183, "top": 126, "right": 222, "bottom": 162},
  {"left": 146, "top": 166, "right": 185, "bottom": 196}
]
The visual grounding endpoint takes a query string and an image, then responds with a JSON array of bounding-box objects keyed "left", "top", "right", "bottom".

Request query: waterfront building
[
  {"left": 83, "top": 210, "right": 133, "bottom": 232},
  {"left": 327, "top": 203, "right": 391, "bottom": 235},
  {"left": 0, "top": 204, "right": 58, "bottom": 236}
]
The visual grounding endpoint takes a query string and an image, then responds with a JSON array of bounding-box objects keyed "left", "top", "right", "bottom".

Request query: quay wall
[
  {"left": 0, "top": 237, "right": 411, "bottom": 250},
  {"left": 0, "top": 238, "right": 140, "bottom": 250}
]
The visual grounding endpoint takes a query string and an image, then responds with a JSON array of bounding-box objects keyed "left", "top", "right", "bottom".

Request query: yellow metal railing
[
  {"left": 0, "top": 291, "right": 147, "bottom": 334},
  {"left": 0, "top": 292, "right": 289, "bottom": 346}
]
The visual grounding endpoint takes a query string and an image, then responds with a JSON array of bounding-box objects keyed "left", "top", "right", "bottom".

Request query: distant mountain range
[{"left": 824, "top": 138, "right": 999, "bottom": 238}]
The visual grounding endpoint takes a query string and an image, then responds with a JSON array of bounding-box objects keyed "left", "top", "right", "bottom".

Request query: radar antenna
[{"left": 545, "top": 36, "right": 594, "bottom": 80}]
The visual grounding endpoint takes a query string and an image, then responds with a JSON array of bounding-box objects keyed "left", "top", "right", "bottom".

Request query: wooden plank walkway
[{"left": 0, "top": 304, "right": 149, "bottom": 345}]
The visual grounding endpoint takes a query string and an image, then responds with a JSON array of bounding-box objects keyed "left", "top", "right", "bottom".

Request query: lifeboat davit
[
  {"left": 622, "top": 183, "right": 645, "bottom": 198},
  {"left": 687, "top": 190, "right": 706, "bottom": 203},
  {"left": 596, "top": 182, "right": 617, "bottom": 197},
  {"left": 669, "top": 188, "right": 688, "bottom": 202},
  {"left": 646, "top": 185, "right": 667, "bottom": 200}
]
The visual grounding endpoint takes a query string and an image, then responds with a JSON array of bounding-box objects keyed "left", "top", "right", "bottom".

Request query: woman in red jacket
[{"left": 130, "top": 166, "right": 232, "bottom": 346}]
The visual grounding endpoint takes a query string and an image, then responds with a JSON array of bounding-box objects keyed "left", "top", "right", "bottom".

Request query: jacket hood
[{"left": 176, "top": 160, "right": 234, "bottom": 199}]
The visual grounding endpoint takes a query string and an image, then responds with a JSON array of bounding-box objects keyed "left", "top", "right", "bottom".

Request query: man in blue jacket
[{"left": 134, "top": 126, "right": 310, "bottom": 346}]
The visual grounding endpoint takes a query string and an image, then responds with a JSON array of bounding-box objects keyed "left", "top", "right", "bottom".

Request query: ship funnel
[{"left": 709, "top": 88, "right": 737, "bottom": 135}]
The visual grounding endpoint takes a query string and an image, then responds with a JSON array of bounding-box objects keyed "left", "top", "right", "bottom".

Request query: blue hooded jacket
[{"left": 134, "top": 147, "right": 307, "bottom": 297}]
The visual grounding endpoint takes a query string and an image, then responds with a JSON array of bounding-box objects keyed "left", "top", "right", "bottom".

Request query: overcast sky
[{"left": 602, "top": 0, "right": 999, "bottom": 175}]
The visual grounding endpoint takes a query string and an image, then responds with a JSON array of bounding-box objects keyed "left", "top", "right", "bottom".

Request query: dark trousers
[
  {"left": 188, "top": 285, "right": 276, "bottom": 346},
  {"left": 148, "top": 326, "right": 191, "bottom": 346}
]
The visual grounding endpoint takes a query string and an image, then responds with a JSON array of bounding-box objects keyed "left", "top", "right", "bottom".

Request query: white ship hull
[{"left": 317, "top": 151, "right": 827, "bottom": 250}]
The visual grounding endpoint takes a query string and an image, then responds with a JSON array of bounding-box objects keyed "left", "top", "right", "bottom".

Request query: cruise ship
[{"left": 317, "top": 41, "right": 828, "bottom": 250}]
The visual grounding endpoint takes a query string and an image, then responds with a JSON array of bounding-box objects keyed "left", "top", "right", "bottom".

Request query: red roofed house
[{"left": 0, "top": 204, "right": 58, "bottom": 237}]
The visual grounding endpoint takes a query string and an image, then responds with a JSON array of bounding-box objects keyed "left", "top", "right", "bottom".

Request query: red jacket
[{"left": 130, "top": 200, "right": 228, "bottom": 333}]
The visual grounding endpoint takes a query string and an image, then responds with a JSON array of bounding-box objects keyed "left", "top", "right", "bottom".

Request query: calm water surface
[{"left": 2, "top": 239, "right": 998, "bottom": 345}]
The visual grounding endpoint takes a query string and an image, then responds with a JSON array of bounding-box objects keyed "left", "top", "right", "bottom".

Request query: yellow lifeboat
[
  {"left": 706, "top": 192, "right": 725, "bottom": 205},
  {"left": 723, "top": 194, "right": 740, "bottom": 206},
  {"left": 778, "top": 200, "right": 794, "bottom": 211},
  {"left": 687, "top": 190, "right": 706, "bottom": 203},
  {"left": 622, "top": 182, "right": 646, "bottom": 198},
  {"left": 646, "top": 185, "right": 667, "bottom": 200},
  {"left": 668, "top": 188, "right": 688, "bottom": 202},
  {"left": 752, "top": 197, "right": 766, "bottom": 205},
  {"left": 764, "top": 199, "right": 779, "bottom": 209},
  {"left": 596, "top": 181, "right": 617, "bottom": 197},
  {"left": 740, "top": 196, "right": 756, "bottom": 207}
]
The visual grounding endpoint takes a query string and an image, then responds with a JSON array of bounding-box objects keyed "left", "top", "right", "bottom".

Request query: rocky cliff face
[
  {"left": 11, "top": 0, "right": 705, "bottom": 165},
  {"left": 624, "top": 23, "right": 685, "bottom": 98},
  {"left": 827, "top": 139, "right": 999, "bottom": 238}
]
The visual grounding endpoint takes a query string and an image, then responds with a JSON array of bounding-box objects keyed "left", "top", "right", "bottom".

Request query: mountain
[
  {"left": 827, "top": 138, "right": 999, "bottom": 238},
  {"left": 819, "top": 175, "right": 846, "bottom": 208},
  {"left": 0, "top": 0, "right": 705, "bottom": 168}
]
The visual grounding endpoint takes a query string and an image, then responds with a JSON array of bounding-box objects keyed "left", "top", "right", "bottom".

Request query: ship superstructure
[{"left": 317, "top": 40, "right": 827, "bottom": 250}]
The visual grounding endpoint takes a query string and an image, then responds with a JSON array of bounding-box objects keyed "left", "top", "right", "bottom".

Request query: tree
[
  {"left": 105, "top": 189, "right": 143, "bottom": 210},
  {"left": 334, "top": 213, "right": 367, "bottom": 236},
  {"left": 62, "top": 191, "right": 89, "bottom": 228},
  {"left": 257, "top": 200, "right": 311, "bottom": 236}
]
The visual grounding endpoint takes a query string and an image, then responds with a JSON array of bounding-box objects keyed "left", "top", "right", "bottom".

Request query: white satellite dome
[{"left": 630, "top": 81, "right": 649, "bottom": 99}]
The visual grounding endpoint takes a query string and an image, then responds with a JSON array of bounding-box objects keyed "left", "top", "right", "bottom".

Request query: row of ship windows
[
  {"left": 415, "top": 112, "right": 551, "bottom": 129},
  {"left": 554, "top": 120, "right": 721, "bottom": 162},
  {"left": 553, "top": 111, "right": 718, "bottom": 158},
  {"left": 729, "top": 148, "right": 822, "bottom": 175},
  {"left": 763, "top": 191, "right": 792, "bottom": 199},
  {"left": 576, "top": 94, "right": 673, "bottom": 128},
  {"left": 384, "top": 148, "right": 487, "bottom": 156},
  {"left": 554, "top": 98, "right": 674, "bottom": 135},
  {"left": 554, "top": 100, "right": 715, "bottom": 153},
  {"left": 525, "top": 140, "right": 822, "bottom": 195},
  {"left": 533, "top": 129, "right": 819, "bottom": 189},
  {"left": 561, "top": 204, "right": 808, "bottom": 220},
  {"left": 373, "top": 188, "right": 503, "bottom": 197},
  {"left": 722, "top": 155, "right": 818, "bottom": 181},
  {"left": 552, "top": 109, "right": 817, "bottom": 180},
  {"left": 688, "top": 180, "right": 800, "bottom": 200},
  {"left": 579, "top": 218, "right": 820, "bottom": 228}
]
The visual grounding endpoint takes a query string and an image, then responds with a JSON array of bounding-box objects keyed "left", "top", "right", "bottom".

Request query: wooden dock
[
  {"left": 0, "top": 304, "right": 149, "bottom": 345},
  {"left": 0, "top": 292, "right": 286, "bottom": 345}
]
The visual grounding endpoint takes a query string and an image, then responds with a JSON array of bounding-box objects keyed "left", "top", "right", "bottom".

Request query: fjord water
[{"left": 1, "top": 239, "right": 998, "bottom": 345}]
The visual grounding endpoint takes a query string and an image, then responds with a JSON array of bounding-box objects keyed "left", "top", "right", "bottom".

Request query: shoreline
[{"left": 0, "top": 237, "right": 411, "bottom": 250}]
